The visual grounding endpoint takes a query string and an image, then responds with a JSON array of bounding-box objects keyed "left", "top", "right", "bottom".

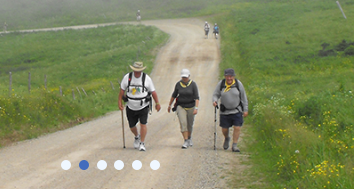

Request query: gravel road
[{"left": 0, "top": 18, "right": 249, "bottom": 189}]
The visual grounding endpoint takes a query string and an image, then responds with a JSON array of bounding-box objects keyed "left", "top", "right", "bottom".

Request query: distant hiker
[
  {"left": 213, "top": 23, "right": 219, "bottom": 39},
  {"left": 204, "top": 21, "right": 210, "bottom": 39},
  {"left": 118, "top": 61, "right": 161, "bottom": 151},
  {"left": 167, "top": 69, "right": 199, "bottom": 149},
  {"left": 136, "top": 10, "right": 141, "bottom": 21},
  {"left": 212, "top": 68, "right": 248, "bottom": 152},
  {"left": 3, "top": 22, "right": 8, "bottom": 32}
]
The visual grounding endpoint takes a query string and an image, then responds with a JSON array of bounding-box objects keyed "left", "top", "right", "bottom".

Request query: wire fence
[{"left": 5, "top": 71, "right": 125, "bottom": 99}]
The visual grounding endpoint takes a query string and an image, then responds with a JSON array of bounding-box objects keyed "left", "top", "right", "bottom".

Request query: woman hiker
[{"left": 167, "top": 69, "right": 200, "bottom": 149}]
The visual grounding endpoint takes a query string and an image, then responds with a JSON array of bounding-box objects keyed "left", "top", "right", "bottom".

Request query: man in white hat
[{"left": 118, "top": 61, "right": 161, "bottom": 151}]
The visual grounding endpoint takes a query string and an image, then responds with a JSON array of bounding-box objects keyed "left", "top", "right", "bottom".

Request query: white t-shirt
[{"left": 121, "top": 72, "right": 155, "bottom": 111}]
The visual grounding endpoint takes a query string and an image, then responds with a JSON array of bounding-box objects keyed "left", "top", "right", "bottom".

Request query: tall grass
[{"left": 217, "top": 0, "right": 354, "bottom": 188}]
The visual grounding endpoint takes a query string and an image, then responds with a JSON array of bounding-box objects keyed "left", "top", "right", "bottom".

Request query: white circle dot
[
  {"left": 150, "top": 160, "right": 160, "bottom": 170},
  {"left": 97, "top": 160, "right": 107, "bottom": 170},
  {"left": 61, "top": 160, "right": 71, "bottom": 170},
  {"left": 114, "top": 160, "right": 124, "bottom": 170},
  {"left": 132, "top": 160, "right": 142, "bottom": 170}
]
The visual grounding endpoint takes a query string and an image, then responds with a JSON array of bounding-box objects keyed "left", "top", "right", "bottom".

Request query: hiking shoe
[
  {"left": 139, "top": 142, "right": 146, "bottom": 151},
  {"left": 188, "top": 139, "right": 193, "bottom": 147},
  {"left": 232, "top": 144, "right": 240, "bottom": 152},
  {"left": 182, "top": 141, "right": 189, "bottom": 149},
  {"left": 134, "top": 135, "right": 140, "bottom": 149},
  {"left": 223, "top": 137, "right": 230, "bottom": 150}
]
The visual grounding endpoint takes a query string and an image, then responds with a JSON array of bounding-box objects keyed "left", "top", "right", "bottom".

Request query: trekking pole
[
  {"left": 118, "top": 76, "right": 126, "bottom": 149},
  {"left": 214, "top": 104, "right": 219, "bottom": 150},
  {"left": 121, "top": 109, "right": 126, "bottom": 149}
]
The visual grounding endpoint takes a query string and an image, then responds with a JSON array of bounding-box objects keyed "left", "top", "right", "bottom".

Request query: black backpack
[
  {"left": 127, "top": 72, "right": 146, "bottom": 93},
  {"left": 219, "top": 78, "right": 243, "bottom": 112},
  {"left": 204, "top": 24, "right": 209, "bottom": 30}
]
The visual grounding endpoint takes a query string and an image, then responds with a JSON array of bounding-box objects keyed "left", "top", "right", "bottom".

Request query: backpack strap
[
  {"left": 219, "top": 79, "right": 226, "bottom": 91},
  {"left": 142, "top": 72, "right": 146, "bottom": 93},
  {"left": 127, "top": 72, "right": 146, "bottom": 92},
  {"left": 236, "top": 79, "right": 243, "bottom": 112},
  {"left": 127, "top": 72, "right": 133, "bottom": 92},
  {"left": 126, "top": 72, "right": 150, "bottom": 106}
]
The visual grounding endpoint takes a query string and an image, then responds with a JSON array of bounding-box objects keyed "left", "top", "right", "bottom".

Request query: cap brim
[
  {"left": 181, "top": 74, "right": 189, "bottom": 77},
  {"left": 130, "top": 65, "right": 146, "bottom": 72}
]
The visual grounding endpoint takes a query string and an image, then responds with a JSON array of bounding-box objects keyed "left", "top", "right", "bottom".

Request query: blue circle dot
[{"left": 79, "top": 160, "right": 89, "bottom": 170}]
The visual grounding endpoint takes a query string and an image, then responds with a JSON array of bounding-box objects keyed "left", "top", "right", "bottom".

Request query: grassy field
[
  {"left": 216, "top": 0, "right": 354, "bottom": 188},
  {"left": 1, "top": 0, "right": 354, "bottom": 188},
  {"left": 0, "top": 0, "right": 235, "bottom": 30}
]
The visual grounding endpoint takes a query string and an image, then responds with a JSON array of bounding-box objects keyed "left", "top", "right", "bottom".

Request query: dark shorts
[
  {"left": 126, "top": 106, "right": 149, "bottom": 128},
  {"left": 220, "top": 113, "right": 243, "bottom": 128}
]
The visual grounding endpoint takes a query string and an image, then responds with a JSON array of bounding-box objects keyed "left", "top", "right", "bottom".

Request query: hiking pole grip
[{"left": 121, "top": 109, "right": 126, "bottom": 148}]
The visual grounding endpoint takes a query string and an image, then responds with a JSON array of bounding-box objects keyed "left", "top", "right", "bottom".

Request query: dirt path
[{"left": 0, "top": 18, "right": 248, "bottom": 188}]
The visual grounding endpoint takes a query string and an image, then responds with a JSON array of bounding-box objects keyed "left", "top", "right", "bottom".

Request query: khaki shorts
[{"left": 176, "top": 106, "right": 195, "bottom": 132}]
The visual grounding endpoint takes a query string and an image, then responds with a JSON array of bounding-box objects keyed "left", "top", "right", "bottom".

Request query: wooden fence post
[
  {"left": 76, "top": 87, "right": 82, "bottom": 98},
  {"left": 28, "top": 72, "right": 31, "bottom": 93},
  {"left": 9, "top": 72, "right": 12, "bottom": 96},
  {"left": 44, "top": 74, "right": 47, "bottom": 90},
  {"left": 72, "top": 89, "right": 75, "bottom": 100},
  {"left": 336, "top": 1, "right": 347, "bottom": 19},
  {"left": 110, "top": 81, "right": 115, "bottom": 90},
  {"left": 81, "top": 88, "right": 88, "bottom": 96}
]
